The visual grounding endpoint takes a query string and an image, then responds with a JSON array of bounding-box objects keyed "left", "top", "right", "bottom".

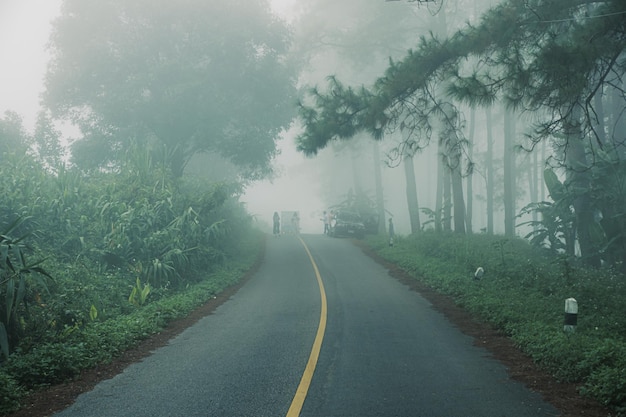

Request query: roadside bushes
[
  {"left": 0, "top": 229, "right": 262, "bottom": 414},
  {"left": 0, "top": 147, "right": 266, "bottom": 413},
  {"left": 365, "top": 231, "right": 626, "bottom": 414},
  {"left": 580, "top": 340, "right": 626, "bottom": 414},
  {"left": 0, "top": 370, "right": 23, "bottom": 414}
]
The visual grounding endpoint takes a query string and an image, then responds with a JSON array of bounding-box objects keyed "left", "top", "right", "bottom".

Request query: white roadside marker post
[
  {"left": 474, "top": 267, "right": 484, "bottom": 281},
  {"left": 564, "top": 298, "right": 578, "bottom": 333}
]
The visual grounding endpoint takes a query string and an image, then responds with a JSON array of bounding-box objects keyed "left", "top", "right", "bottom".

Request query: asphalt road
[{"left": 54, "top": 234, "right": 559, "bottom": 417}]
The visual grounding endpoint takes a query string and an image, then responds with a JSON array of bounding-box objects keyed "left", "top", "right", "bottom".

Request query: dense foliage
[
  {"left": 0, "top": 129, "right": 263, "bottom": 413},
  {"left": 366, "top": 232, "right": 626, "bottom": 414},
  {"left": 1, "top": 1, "right": 295, "bottom": 412},
  {"left": 296, "top": 0, "right": 626, "bottom": 270},
  {"left": 45, "top": 0, "right": 297, "bottom": 179},
  {"left": 2, "top": 0, "right": 625, "bottom": 414}
]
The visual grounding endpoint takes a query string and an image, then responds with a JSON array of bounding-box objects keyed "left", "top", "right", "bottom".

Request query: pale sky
[
  {"left": 0, "top": 0, "right": 61, "bottom": 129},
  {"left": 270, "top": 0, "right": 298, "bottom": 21},
  {"left": 0, "top": 0, "right": 296, "bottom": 131},
  {"left": 0, "top": 0, "right": 321, "bottom": 232}
]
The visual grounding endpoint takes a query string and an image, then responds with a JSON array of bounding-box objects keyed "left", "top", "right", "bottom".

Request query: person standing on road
[
  {"left": 327, "top": 210, "right": 335, "bottom": 235},
  {"left": 388, "top": 217, "right": 395, "bottom": 247},
  {"left": 291, "top": 212, "right": 300, "bottom": 235},
  {"left": 323, "top": 211, "right": 330, "bottom": 234},
  {"left": 273, "top": 212, "right": 280, "bottom": 237}
]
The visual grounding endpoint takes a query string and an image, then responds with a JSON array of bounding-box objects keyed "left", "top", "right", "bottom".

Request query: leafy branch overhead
[
  {"left": 297, "top": 78, "right": 372, "bottom": 156},
  {"left": 297, "top": 0, "right": 626, "bottom": 153}
]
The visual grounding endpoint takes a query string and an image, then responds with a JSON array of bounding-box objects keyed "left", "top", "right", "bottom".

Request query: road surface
[{"left": 54, "top": 234, "right": 558, "bottom": 417}]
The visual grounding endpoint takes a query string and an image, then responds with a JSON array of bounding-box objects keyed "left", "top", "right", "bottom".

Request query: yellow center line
[{"left": 286, "top": 236, "right": 328, "bottom": 417}]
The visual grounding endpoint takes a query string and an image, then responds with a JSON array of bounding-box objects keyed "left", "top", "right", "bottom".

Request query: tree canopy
[
  {"left": 297, "top": 0, "right": 626, "bottom": 155},
  {"left": 45, "top": 0, "right": 298, "bottom": 179},
  {"left": 296, "top": 0, "right": 626, "bottom": 265}
]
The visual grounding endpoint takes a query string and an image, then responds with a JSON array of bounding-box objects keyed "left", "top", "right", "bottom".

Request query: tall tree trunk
[
  {"left": 503, "top": 110, "right": 516, "bottom": 236},
  {"left": 486, "top": 107, "right": 494, "bottom": 235},
  {"left": 466, "top": 107, "right": 475, "bottom": 234},
  {"left": 403, "top": 155, "right": 421, "bottom": 234},
  {"left": 443, "top": 159, "right": 452, "bottom": 232},
  {"left": 564, "top": 108, "right": 601, "bottom": 267},
  {"left": 435, "top": 149, "right": 443, "bottom": 232},
  {"left": 540, "top": 140, "right": 546, "bottom": 202},
  {"left": 432, "top": 4, "right": 452, "bottom": 234},
  {"left": 444, "top": 109, "right": 466, "bottom": 234},
  {"left": 372, "top": 141, "right": 386, "bottom": 234},
  {"left": 530, "top": 146, "right": 539, "bottom": 229},
  {"left": 451, "top": 159, "right": 466, "bottom": 234}
]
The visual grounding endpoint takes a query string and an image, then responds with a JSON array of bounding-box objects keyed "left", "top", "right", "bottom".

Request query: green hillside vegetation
[
  {"left": 3, "top": 3, "right": 626, "bottom": 414},
  {"left": 1, "top": 132, "right": 625, "bottom": 415},
  {"left": 0, "top": 146, "right": 263, "bottom": 414},
  {"left": 365, "top": 232, "right": 626, "bottom": 415}
]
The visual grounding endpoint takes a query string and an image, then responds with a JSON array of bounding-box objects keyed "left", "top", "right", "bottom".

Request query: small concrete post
[
  {"left": 564, "top": 298, "right": 578, "bottom": 333},
  {"left": 474, "top": 267, "right": 484, "bottom": 281}
]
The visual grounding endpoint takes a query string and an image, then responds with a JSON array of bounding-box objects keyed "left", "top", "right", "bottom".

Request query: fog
[
  {"left": 0, "top": 0, "right": 61, "bottom": 128},
  {"left": 1, "top": 0, "right": 617, "bottom": 242},
  {"left": 241, "top": 0, "right": 507, "bottom": 236},
  {"left": 241, "top": 131, "right": 327, "bottom": 234},
  {"left": 2, "top": 0, "right": 447, "bottom": 235}
]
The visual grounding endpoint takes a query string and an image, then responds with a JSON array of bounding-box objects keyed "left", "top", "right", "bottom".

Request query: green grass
[
  {"left": 365, "top": 231, "right": 626, "bottom": 415},
  {"left": 3, "top": 229, "right": 624, "bottom": 415},
  {"left": 0, "top": 230, "right": 264, "bottom": 415}
]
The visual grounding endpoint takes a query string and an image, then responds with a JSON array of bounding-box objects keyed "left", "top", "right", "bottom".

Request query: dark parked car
[{"left": 330, "top": 211, "right": 366, "bottom": 238}]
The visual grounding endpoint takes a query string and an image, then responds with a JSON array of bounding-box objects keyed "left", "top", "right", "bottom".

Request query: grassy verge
[
  {"left": 0, "top": 230, "right": 264, "bottom": 415},
  {"left": 364, "top": 232, "right": 626, "bottom": 415}
]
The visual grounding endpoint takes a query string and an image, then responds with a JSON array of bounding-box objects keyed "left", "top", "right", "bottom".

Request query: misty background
[
  {"left": 0, "top": 0, "right": 516, "bottom": 236},
  {"left": 0, "top": 0, "right": 612, "bottom": 301},
  {"left": 2, "top": 2, "right": 626, "bottom": 413}
]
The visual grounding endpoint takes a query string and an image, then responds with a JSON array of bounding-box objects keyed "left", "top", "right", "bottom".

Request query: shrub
[
  {"left": 364, "top": 233, "right": 626, "bottom": 414},
  {"left": 0, "top": 370, "right": 23, "bottom": 414},
  {"left": 579, "top": 339, "right": 626, "bottom": 411},
  {"left": 6, "top": 343, "right": 86, "bottom": 387}
]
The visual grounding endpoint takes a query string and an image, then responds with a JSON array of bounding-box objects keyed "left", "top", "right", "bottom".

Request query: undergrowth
[
  {"left": 365, "top": 231, "right": 626, "bottom": 415},
  {"left": 0, "top": 230, "right": 263, "bottom": 415}
]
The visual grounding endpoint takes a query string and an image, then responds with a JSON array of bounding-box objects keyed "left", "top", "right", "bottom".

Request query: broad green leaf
[
  {"left": 6, "top": 277, "right": 15, "bottom": 320},
  {"left": 90, "top": 304, "right": 98, "bottom": 321},
  {"left": 0, "top": 323, "right": 9, "bottom": 359},
  {"left": 15, "top": 277, "right": 26, "bottom": 312}
]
